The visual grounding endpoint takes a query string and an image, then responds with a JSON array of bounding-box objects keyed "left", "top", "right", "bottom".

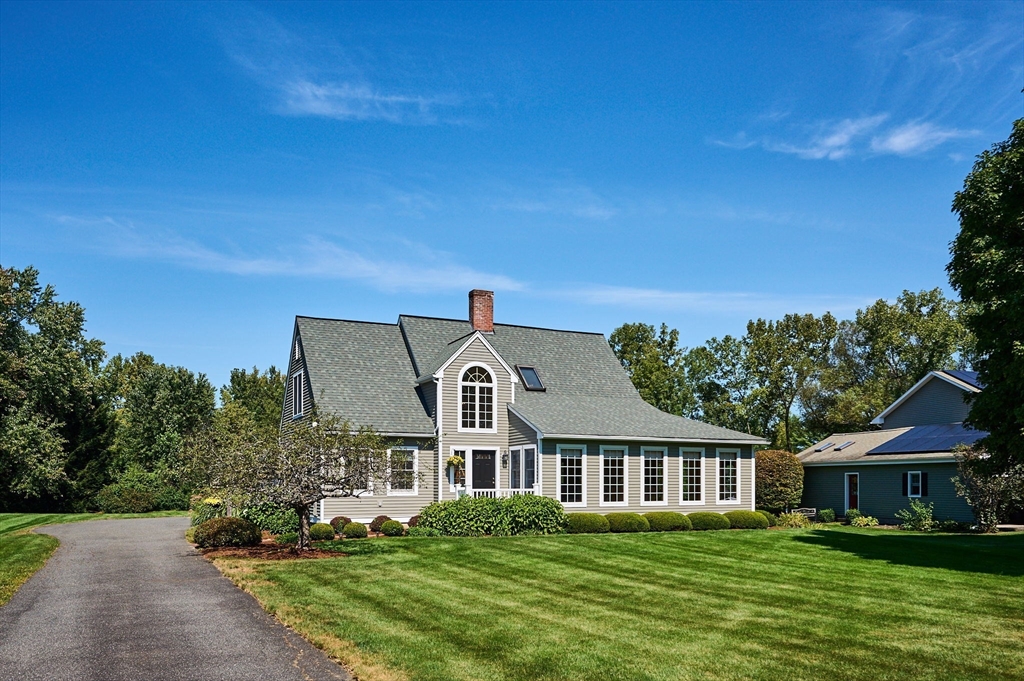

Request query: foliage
[
  {"left": 380, "top": 520, "right": 405, "bottom": 537},
  {"left": 406, "top": 526, "right": 442, "bottom": 537},
  {"left": 643, "top": 511, "right": 691, "bottom": 532},
  {"left": 952, "top": 445, "right": 1024, "bottom": 532},
  {"left": 606, "top": 512, "right": 650, "bottom": 533},
  {"left": 418, "top": 494, "right": 566, "bottom": 536},
  {"left": 777, "top": 512, "right": 810, "bottom": 528},
  {"left": 193, "top": 517, "right": 261, "bottom": 548},
  {"left": 497, "top": 494, "right": 567, "bottom": 535},
  {"left": 723, "top": 510, "right": 769, "bottom": 529},
  {"left": 609, "top": 323, "right": 695, "bottom": 417},
  {"left": 939, "top": 519, "right": 973, "bottom": 533},
  {"left": 219, "top": 366, "right": 285, "bottom": 435},
  {"left": 567, "top": 513, "right": 611, "bottom": 534},
  {"left": 818, "top": 508, "right": 836, "bottom": 523},
  {"left": 755, "top": 450, "right": 804, "bottom": 512},
  {"left": 190, "top": 497, "right": 224, "bottom": 527},
  {"left": 238, "top": 503, "right": 300, "bottom": 536},
  {"left": 309, "top": 522, "right": 336, "bottom": 541},
  {"left": 94, "top": 465, "right": 188, "bottom": 513},
  {"left": 342, "top": 522, "right": 367, "bottom": 539},
  {"left": 844, "top": 508, "right": 862, "bottom": 523},
  {"left": 329, "top": 516, "right": 351, "bottom": 531},
  {"left": 687, "top": 512, "right": 731, "bottom": 531},
  {"left": 896, "top": 499, "right": 937, "bottom": 532},
  {"left": 850, "top": 515, "right": 879, "bottom": 528},
  {"left": 407, "top": 514, "right": 420, "bottom": 528},
  {"left": 369, "top": 515, "right": 392, "bottom": 533},
  {"left": 275, "top": 532, "right": 298, "bottom": 545},
  {"left": 949, "top": 119, "right": 1024, "bottom": 472},
  {"left": 756, "top": 510, "right": 777, "bottom": 526},
  {"left": 0, "top": 265, "right": 115, "bottom": 512}
]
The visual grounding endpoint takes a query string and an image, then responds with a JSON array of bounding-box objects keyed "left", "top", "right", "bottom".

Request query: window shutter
[
  {"left": 901, "top": 472, "right": 908, "bottom": 496},
  {"left": 922, "top": 472, "right": 928, "bottom": 497}
]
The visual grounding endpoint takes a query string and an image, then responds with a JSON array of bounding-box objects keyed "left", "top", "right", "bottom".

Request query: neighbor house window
[
  {"left": 680, "top": 449, "right": 703, "bottom": 503},
  {"left": 290, "top": 372, "right": 304, "bottom": 417},
  {"left": 388, "top": 449, "right": 417, "bottom": 495},
  {"left": 642, "top": 448, "right": 666, "bottom": 504},
  {"left": 558, "top": 446, "right": 585, "bottom": 505},
  {"left": 718, "top": 451, "right": 738, "bottom": 502},
  {"left": 908, "top": 471, "right": 922, "bottom": 498},
  {"left": 601, "top": 447, "right": 626, "bottom": 505},
  {"left": 460, "top": 365, "right": 494, "bottom": 430},
  {"left": 510, "top": 446, "right": 538, "bottom": 490}
]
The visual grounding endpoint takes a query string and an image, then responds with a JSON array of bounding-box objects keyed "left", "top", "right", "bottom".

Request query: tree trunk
[{"left": 296, "top": 505, "right": 311, "bottom": 550}]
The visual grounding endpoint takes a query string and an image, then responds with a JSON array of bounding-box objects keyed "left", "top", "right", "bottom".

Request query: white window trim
[
  {"left": 508, "top": 445, "right": 540, "bottom": 491},
  {"left": 556, "top": 444, "right": 587, "bottom": 508},
  {"left": 845, "top": 472, "right": 859, "bottom": 512},
  {"left": 908, "top": 470, "right": 922, "bottom": 498},
  {"left": 599, "top": 445, "right": 629, "bottom": 507},
  {"left": 679, "top": 447, "right": 705, "bottom": 505},
  {"left": 291, "top": 371, "right": 304, "bottom": 419},
  {"left": 715, "top": 448, "right": 740, "bottom": 505},
  {"left": 457, "top": 362, "right": 498, "bottom": 434},
  {"left": 640, "top": 447, "right": 669, "bottom": 506},
  {"left": 386, "top": 447, "right": 419, "bottom": 496}
]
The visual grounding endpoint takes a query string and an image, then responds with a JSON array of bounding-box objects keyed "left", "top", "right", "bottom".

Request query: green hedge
[
  {"left": 193, "top": 517, "right": 261, "bottom": 548},
  {"left": 418, "top": 494, "right": 567, "bottom": 536},
  {"left": 687, "top": 512, "right": 730, "bottom": 531},
  {"left": 756, "top": 510, "right": 777, "bottom": 527},
  {"left": 342, "top": 521, "right": 368, "bottom": 539},
  {"left": 96, "top": 467, "right": 188, "bottom": 514},
  {"left": 643, "top": 512, "right": 692, "bottom": 532},
  {"left": 723, "top": 510, "right": 769, "bottom": 529},
  {"left": 309, "top": 522, "right": 336, "bottom": 541},
  {"left": 406, "top": 526, "right": 442, "bottom": 537},
  {"left": 380, "top": 520, "right": 405, "bottom": 537},
  {"left": 606, "top": 512, "right": 649, "bottom": 533},
  {"left": 238, "top": 503, "right": 300, "bottom": 535},
  {"left": 567, "top": 513, "right": 610, "bottom": 534}
]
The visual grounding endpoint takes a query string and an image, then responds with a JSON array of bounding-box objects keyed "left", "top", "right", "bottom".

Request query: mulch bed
[{"left": 200, "top": 541, "right": 347, "bottom": 561}]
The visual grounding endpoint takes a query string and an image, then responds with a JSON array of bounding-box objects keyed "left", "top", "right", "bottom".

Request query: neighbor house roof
[
  {"left": 797, "top": 423, "right": 985, "bottom": 466},
  {"left": 870, "top": 369, "right": 982, "bottom": 425}
]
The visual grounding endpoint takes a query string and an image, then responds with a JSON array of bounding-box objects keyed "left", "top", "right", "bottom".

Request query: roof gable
[{"left": 871, "top": 370, "right": 980, "bottom": 426}]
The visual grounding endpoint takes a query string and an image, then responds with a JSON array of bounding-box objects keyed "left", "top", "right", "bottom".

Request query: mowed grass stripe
[{"left": 215, "top": 529, "right": 1024, "bottom": 681}]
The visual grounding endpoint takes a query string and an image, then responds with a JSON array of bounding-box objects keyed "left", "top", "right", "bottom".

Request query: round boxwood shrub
[
  {"left": 407, "top": 514, "right": 421, "bottom": 528},
  {"left": 687, "top": 512, "right": 731, "bottom": 531},
  {"left": 342, "top": 521, "right": 368, "bottom": 539},
  {"left": 643, "top": 511, "right": 692, "bottom": 532},
  {"left": 380, "top": 520, "right": 405, "bottom": 537},
  {"left": 844, "top": 509, "right": 863, "bottom": 524},
  {"left": 755, "top": 449, "right": 804, "bottom": 513},
  {"left": 724, "top": 510, "right": 769, "bottom": 529},
  {"left": 567, "top": 513, "right": 611, "bottom": 534},
  {"left": 606, "top": 512, "right": 650, "bottom": 533},
  {"left": 193, "top": 517, "right": 262, "bottom": 548},
  {"left": 756, "top": 510, "right": 777, "bottom": 527},
  {"left": 369, "top": 515, "right": 392, "bottom": 533},
  {"left": 818, "top": 508, "right": 836, "bottom": 523},
  {"left": 329, "top": 516, "right": 351, "bottom": 532},
  {"left": 416, "top": 496, "right": 505, "bottom": 537},
  {"left": 309, "top": 522, "right": 336, "bottom": 541}
]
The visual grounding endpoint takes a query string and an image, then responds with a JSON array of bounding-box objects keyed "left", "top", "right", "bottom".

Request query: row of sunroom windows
[{"left": 558, "top": 447, "right": 739, "bottom": 506}]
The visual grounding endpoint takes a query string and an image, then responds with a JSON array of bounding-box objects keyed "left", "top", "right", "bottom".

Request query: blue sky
[{"left": 2, "top": 1, "right": 1021, "bottom": 391}]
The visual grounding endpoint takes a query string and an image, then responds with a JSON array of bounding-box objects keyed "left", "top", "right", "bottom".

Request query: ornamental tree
[
  {"left": 755, "top": 449, "right": 804, "bottom": 513},
  {"left": 952, "top": 445, "right": 1024, "bottom": 533}
]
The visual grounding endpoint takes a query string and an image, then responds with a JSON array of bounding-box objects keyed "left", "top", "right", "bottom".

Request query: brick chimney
[{"left": 469, "top": 289, "right": 494, "bottom": 333}]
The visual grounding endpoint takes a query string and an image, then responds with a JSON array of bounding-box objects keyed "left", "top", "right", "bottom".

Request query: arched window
[{"left": 460, "top": 365, "right": 494, "bottom": 430}]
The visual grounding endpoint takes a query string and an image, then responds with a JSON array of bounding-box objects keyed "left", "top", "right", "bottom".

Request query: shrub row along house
[
  {"left": 284, "top": 290, "right": 767, "bottom": 523},
  {"left": 798, "top": 370, "right": 985, "bottom": 524}
]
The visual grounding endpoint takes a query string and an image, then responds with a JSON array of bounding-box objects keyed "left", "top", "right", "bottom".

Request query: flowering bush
[{"left": 777, "top": 512, "right": 810, "bottom": 528}]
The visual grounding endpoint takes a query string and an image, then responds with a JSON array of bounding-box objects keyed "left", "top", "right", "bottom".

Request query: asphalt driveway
[{"left": 0, "top": 517, "right": 350, "bottom": 681}]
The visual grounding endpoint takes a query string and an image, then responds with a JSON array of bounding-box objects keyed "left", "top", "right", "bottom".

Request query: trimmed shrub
[
  {"left": 406, "top": 526, "right": 442, "bottom": 537},
  {"left": 309, "top": 522, "right": 336, "bottom": 541},
  {"left": 369, "top": 515, "right": 392, "bottom": 533},
  {"left": 567, "top": 513, "right": 611, "bottom": 534},
  {"left": 844, "top": 509, "right": 863, "bottom": 523},
  {"left": 193, "top": 517, "right": 261, "bottom": 548},
  {"left": 496, "top": 494, "right": 567, "bottom": 535},
  {"left": 643, "top": 511, "right": 692, "bottom": 532},
  {"left": 417, "top": 495, "right": 567, "bottom": 536},
  {"left": 239, "top": 503, "right": 300, "bottom": 535},
  {"left": 851, "top": 515, "right": 879, "bottom": 527},
  {"left": 723, "top": 510, "right": 769, "bottom": 529},
  {"left": 380, "top": 520, "right": 405, "bottom": 537},
  {"left": 275, "top": 532, "right": 298, "bottom": 545},
  {"left": 606, "top": 512, "right": 650, "bottom": 533},
  {"left": 756, "top": 510, "right": 777, "bottom": 527},
  {"left": 96, "top": 466, "right": 188, "bottom": 514},
  {"left": 777, "top": 511, "right": 810, "bottom": 528},
  {"left": 688, "top": 512, "right": 731, "bottom": 531},
  {"left": 755, "top": 450, "right": 804, "bottom": 513},
  {"left": 818, "top": 508, "right": 836, "bottom": 523},
  {"left": 407, "top": 514, "right": 421, "bottom": 528},
  {"left": 329, "top": 516, "right": 351, "bottom": 531},
  {"left": 191, "top": 496, "right": 225, "bottom": 527},
  {"left": 342, "top": 521, "right": 368, "bottom": 539}
]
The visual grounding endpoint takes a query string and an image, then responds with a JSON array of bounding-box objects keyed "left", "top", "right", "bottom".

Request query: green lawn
[
  {"left": 213, "top": 528, "right": 1024, "bottom": 681},
  {"left": 0, "top": 511, "right": 187, "bottom": 605}
]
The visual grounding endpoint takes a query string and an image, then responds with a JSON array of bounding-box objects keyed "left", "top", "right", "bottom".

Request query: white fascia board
[
  {"left": 380, "top": 432, "right": 435, "bottom": 438},
  {"left": 433, "top": 331, "right": 519, "bottom": 383},
  {"left": 507, "top": 405, "right": 544, "bottom": 437},
  {"left": 802, "top": 457, "right": 956, "bottom": 467},
  {"left": 543, "top": 433, "right": 768, "bottom": 445},
  {"left": 872, "top": 371, "right": 979, "bottom": 425}
]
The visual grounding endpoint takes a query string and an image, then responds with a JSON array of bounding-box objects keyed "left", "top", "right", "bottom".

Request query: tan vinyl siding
[
  {"left": 541, "top": 440, "right": 754, "bottom": 514},
  {"left": 508, "top": 410, "right": 539, "bottom": 448},
  {"left": 882, "top": 379, "right": 972, "bottom": 429},
  {"left": 320, "top": 443, "right": 436, "bottom": 523},
  {"left": 420, "top": 381, "right": 437, "bottom": 420},
  {"left": 802, "top": 462, "right": 971, "bottom": 523}
]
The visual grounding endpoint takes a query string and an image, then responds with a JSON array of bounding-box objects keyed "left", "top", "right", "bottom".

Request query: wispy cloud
[
  {"left": 764, "top": 115, "right": 889, "bottom": 160},
  {"left": 490, "top": 182, "right": 617, "bottom": 220},
  {"left": 870, "top": 121, "right": 977, "bottom": 155},
  {"left": 280, "top": 80, "right": 461, "bottom": 124}
]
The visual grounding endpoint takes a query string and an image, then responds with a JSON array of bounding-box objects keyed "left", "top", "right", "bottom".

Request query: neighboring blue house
[{"left": 797, "top": 370, "right": 985, "bottom": 524}]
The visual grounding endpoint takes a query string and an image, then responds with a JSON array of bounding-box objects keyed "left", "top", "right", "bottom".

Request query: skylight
[
  {"left": 516, "top": 365, "right": 545, "bottom": 391},
  {"left": 813, "top": 442, "right": 835, "bottom": 452},
  {"left": 834, "top": 441, "right": 855, "bottom": 451}
]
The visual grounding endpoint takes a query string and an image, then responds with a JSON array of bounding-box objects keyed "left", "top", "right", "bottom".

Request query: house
[
  {"left": 283, "top": 289, "right": 768, "bottom": 523},
  {"left": 797, "top": 370, "right": 985, "bottom": 524}
]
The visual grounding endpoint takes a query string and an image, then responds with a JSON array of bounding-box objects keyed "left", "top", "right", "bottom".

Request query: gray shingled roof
[
  {"left": 797, "top": 428, "right": 962, "bottom": 465},
  {"left": 295, "top": 317, "right": 434, "bottom": 435}
]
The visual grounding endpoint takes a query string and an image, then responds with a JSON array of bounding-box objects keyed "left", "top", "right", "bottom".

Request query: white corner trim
[
  {"left": 598, "top": 445, "right": 629, "bottom": 507},
  {"left": 872, "top": 370, "right": 979, "bottom": 425},
  {"left": 750, "top": 451, "right": 756, "bottom": 511},
  {"left": 679, "top": 447, "right": 705, "bottom": 505}
]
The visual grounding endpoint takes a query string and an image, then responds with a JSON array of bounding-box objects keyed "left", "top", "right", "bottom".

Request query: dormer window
[
  {"left": 516, "top": 365, "right": 545, "bottom": 391},
  {"left": 460, "top": 364, "right": 494, "bottom": 430}
]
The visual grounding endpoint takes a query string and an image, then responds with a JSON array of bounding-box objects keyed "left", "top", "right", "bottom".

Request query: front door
[
  {"left": 472, "top": 450, "right": 496, "bottom": 489},
  {"left": 846, "top": 473, "right": 859, "bottom": 512}
]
